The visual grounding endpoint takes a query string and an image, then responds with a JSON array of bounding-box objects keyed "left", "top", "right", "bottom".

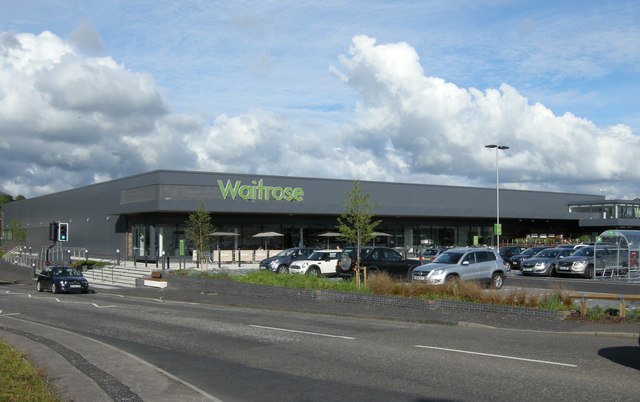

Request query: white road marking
[
  {"left": 92, "top": 303, "right": 116, "bottom": 308},
  {"left": 415, "top": 345, "right": 578, "bottom": 367},
  {"left": 250, "top": 324, "right": 355, "bottom": 339},
  {"left": 1, "top": 291, "right": 116, "bottom": 308}
]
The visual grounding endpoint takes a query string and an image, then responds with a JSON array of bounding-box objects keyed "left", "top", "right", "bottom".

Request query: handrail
[{"left": 568, "top": 291, "right": 640, "bottom": 318}]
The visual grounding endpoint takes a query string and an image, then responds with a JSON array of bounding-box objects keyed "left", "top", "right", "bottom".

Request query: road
[{"left": 1, "top": 281, "right": 639, "bottom": 401}]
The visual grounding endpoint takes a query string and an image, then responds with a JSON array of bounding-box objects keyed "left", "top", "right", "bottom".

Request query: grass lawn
[{"left": 0, "top": 340, "right": 58, "bottom": 401}]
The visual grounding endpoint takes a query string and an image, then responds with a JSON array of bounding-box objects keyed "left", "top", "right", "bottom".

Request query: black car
[
  {"left": 498, "top": 246, "right": 526, "bottom": 270},
  {"left": 336, "top": 246, "right": 422, "bottom": 280},
  {"left": 259, "top": 247, "right": 316, "bottom": 273},
  {"left": 36, "top": 266, "right": 90, "bottom": 294},
  {"left": 509, "top": 246, "right": 551, "bottom": 270}
]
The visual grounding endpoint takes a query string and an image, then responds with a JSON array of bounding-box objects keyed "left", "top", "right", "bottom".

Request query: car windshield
[
  {"left": 522, "top": 248, "right": 540, "bottom": 256},
  {"left": 274, "top": 249, "right": 296, "bottom": 257},
  {"left": 433, "top": 251, "right": 464, "bottom": 264},
  {"left": 307, "top": 252, "right": 327, "bottom": 260},
  {"left": 536, "top": 249, "right": 560, "bottom": 258},
  {"left": 423, "top": 249, "right": 440, "bottom": 256},
  {"left": 52, "top": 267, "right": 81, "bottom": 277},
  {"left": 572, "top": 247, "right": 594, "bottom": 257}
]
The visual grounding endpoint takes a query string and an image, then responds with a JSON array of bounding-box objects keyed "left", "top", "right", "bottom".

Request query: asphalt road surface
[{"left": 1, "top": 277, "right": 639, "bottom": 401}]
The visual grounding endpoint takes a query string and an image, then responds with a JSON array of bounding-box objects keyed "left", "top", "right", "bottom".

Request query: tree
[
  {"left": 7, "top": 219, "right": 27, "bottom": 246},
  {"left": 0, "top": 193, "right": 13, "bottom": 204},
  {"left": 337, "top": 180, "right": 380, "bottom": 287},
  {"left": 185, "top": 203, "right": 215, "bottom": 269}
]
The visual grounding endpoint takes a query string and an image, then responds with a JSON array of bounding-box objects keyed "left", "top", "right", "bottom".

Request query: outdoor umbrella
[
  {"left": 252, "top": 231, "right": 284, "bottom": 257},
  {"left": 371, "top": 231, "right": 392, "bottom": 246},
  {"left": 318, "top": 231, "right": 341, "bottom": 248},
  {"left": 210, "top": 232, "right": 240, "bottom": 268}
]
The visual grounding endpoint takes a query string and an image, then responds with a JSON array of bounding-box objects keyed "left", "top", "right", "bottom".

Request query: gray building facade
[{"left": 2, "top": 170, "right": 607, "bottom": 259}]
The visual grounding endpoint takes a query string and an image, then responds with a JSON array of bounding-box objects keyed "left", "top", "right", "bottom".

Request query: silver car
[
  {"left": 411, "top": 248, "right": 506, "bottom": 289},
  {"left": 520, "top": 248, "right": 575, "bottom": 276}
]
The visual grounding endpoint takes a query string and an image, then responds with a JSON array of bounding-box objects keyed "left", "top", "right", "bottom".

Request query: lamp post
[{"left": 485, "top": 144, "right": 509, "bottom": 248}]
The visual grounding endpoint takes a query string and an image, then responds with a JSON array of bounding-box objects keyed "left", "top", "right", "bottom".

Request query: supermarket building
[{"left": 3, "top": 169, "right": 636, "bottom": 260}]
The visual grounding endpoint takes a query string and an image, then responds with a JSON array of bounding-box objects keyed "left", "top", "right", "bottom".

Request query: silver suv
[{"left": 411, "top": 247, "right": 506, "bottom": 289}]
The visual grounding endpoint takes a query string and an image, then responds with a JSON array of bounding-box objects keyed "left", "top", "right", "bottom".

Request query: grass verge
[
  {"left": 173, "top": 269, "right": 579, "bottom": 312},
  {"left": 0, "top": 340, "right": 58, "bottom": 401},
  {"left": 173, "top": 269, "right": 640, "bottom": 322}
]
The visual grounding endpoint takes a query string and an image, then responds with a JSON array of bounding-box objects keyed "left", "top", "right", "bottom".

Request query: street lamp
[{"left": 485, "top": 144, "right": 509, "bottom": 248}]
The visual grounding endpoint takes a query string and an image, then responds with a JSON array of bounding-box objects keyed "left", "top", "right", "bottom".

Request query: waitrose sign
[{"left": 217, "top": 179, "right": 304, "bottom": 202}]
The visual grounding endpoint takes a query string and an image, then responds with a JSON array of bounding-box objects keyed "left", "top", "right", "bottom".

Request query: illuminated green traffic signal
[{"left": 58, "top": 222, "right": 69, "bottom": 241}]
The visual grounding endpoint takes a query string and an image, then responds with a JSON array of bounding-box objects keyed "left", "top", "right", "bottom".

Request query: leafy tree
[
  {"left": 185, "top": 203, "right": 215, "bottom": 268},
  {"left": 14, "top": 195, "right": 26, "bottom": 201},
  {"left": 337, "top": 180, "right": 380, "bottom": 287},
  {"left": 0, "top": 193, "right": 13, "bottom": 204},
  {"left": 7, "top": 219, "right": 27, "bottom": 246}
]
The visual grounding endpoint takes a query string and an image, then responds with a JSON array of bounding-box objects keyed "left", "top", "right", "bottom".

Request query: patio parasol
[
  {"left": 252, "top": 231, "right": 284, "bottom": 257},
  {"left": 210, "top": 232, "right": 240, "bottom": 268}
]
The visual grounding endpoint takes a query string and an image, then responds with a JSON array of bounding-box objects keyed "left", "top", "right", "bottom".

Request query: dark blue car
[{"left": 36, "top": 266, "right": 90, "bottom": 294}]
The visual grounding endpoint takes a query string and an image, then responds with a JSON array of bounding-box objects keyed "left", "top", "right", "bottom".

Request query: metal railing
[{"left": 570, "top": 292, "right": 640, "bottom": 318}]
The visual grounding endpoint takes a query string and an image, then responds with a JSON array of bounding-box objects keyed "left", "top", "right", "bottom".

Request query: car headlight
[
  {"left": 535, "top": 262, "right": 545, "bottom": 267},
  {"left": 431, "top": 269, "right": 444, "bottom": 275},
  {"left": 59, "top": 280, "right": 67, "bottom": 286},
  {"left": 575, "top": 260, "right": 588, "bottom": 267},
  {"left": 269, "top": 261, "right": 279, "bottom": 268}
]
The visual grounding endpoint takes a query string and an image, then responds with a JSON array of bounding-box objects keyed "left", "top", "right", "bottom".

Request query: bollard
[
  {"left": 619, "top": 295, "right": 626, "bottom": 318},
  {"left": 580, "top": 293, "right": 587, "bottom": 316}
]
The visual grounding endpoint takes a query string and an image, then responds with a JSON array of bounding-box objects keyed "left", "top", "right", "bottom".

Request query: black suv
[
  {"left": 259, "top": 247, "right": 315, "bottom": 273},
  {"left": 336, "top": 247, "right": 422, "bottom": 280}
]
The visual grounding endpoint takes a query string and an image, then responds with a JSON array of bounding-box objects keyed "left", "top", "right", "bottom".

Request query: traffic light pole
[{"left": 46, "top": 240, "right": 57, "bottom": 266}]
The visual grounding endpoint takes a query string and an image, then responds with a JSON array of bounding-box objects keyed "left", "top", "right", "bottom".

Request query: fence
[{"left": 570, "top": 292, "right": 640, "bottom": 318}]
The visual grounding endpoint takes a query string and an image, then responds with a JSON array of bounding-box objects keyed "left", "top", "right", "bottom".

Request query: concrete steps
[{"left": 83, "top": 264, "right": 154, "bottom": 288}]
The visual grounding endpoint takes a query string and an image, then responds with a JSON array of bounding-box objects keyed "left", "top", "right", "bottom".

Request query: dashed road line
[
  {"left": 250, "top": 324, "right": 355, "bottom": 339},
  {"left": 415, "top": 344, "right": 578, "bottom": 367}
]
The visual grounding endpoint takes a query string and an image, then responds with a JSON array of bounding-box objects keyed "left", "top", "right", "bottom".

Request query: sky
[{"left": 1, "top": 0, "right": 639, "bottom": 200}]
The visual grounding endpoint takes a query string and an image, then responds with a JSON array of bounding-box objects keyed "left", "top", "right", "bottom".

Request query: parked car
[
  {"left": 498, "top": 246, "right": 526, "bottom": 271},
  {"left": 509, "top": 246, "right": 551, "bottom": 270},
  {"left": 289, "top": 250, "right": 342, "bottom": 276},
  {"left": 36, "top": 266, "right": 90, "bottom": 294},
  {"left": 555, "top": 246, "right": 625, "bottom": 278},
  {"left": 259, "top": 247, "right": 315, "bottom": 273},
  {"left": 411, "top": 247, "right": 506, "bottom": 289},
  {"left": 520, "top": 248, "right": 575, "bottom": 276},
  {"left": 417, "top": 248, "right": 448, "bottom": 264},
  {"left": 336, "top": 247, "right": 422, "bottom": 279}
]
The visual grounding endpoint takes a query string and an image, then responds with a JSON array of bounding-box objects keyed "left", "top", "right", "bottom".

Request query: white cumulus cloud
[{"left": 0, "top": 31, "right": 638, "bottom": 201}]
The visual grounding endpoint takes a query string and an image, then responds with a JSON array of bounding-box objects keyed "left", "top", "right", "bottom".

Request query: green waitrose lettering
[{"left": 218, "top": 179, "right": 304, "bottom": 202}]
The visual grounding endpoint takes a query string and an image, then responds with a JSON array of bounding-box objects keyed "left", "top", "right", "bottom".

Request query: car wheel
[
  {"left": 445, "top": 274, "right": 459, "bottom": 284},
  {"left": 338, "top": 255, "right": 352, "bottom": 272},
  {"left": 36, "top": 281, "right": 43, "bottom": 292},
  {"left": 583, "top": 265, "right": 594, "bottom": 279},
  {"left": 307, "top": 267, "right": 320, "bottom": 276},
  {"left": 51, "top": 282, "right": 58, "bottom": 294},
  {"left": 276, "top": 265, "right": 288, "bottom": 274},
  {"left": 490, "top": 272, "right": 504, "bottom": 289}
]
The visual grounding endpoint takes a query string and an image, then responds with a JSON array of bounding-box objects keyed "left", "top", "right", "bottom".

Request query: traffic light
[
  {"left": 58, "top": 222, "right": 69, "bottom": 241},
  {"left": 49, "top": 222, "right": 59, "bottom": 241}
]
